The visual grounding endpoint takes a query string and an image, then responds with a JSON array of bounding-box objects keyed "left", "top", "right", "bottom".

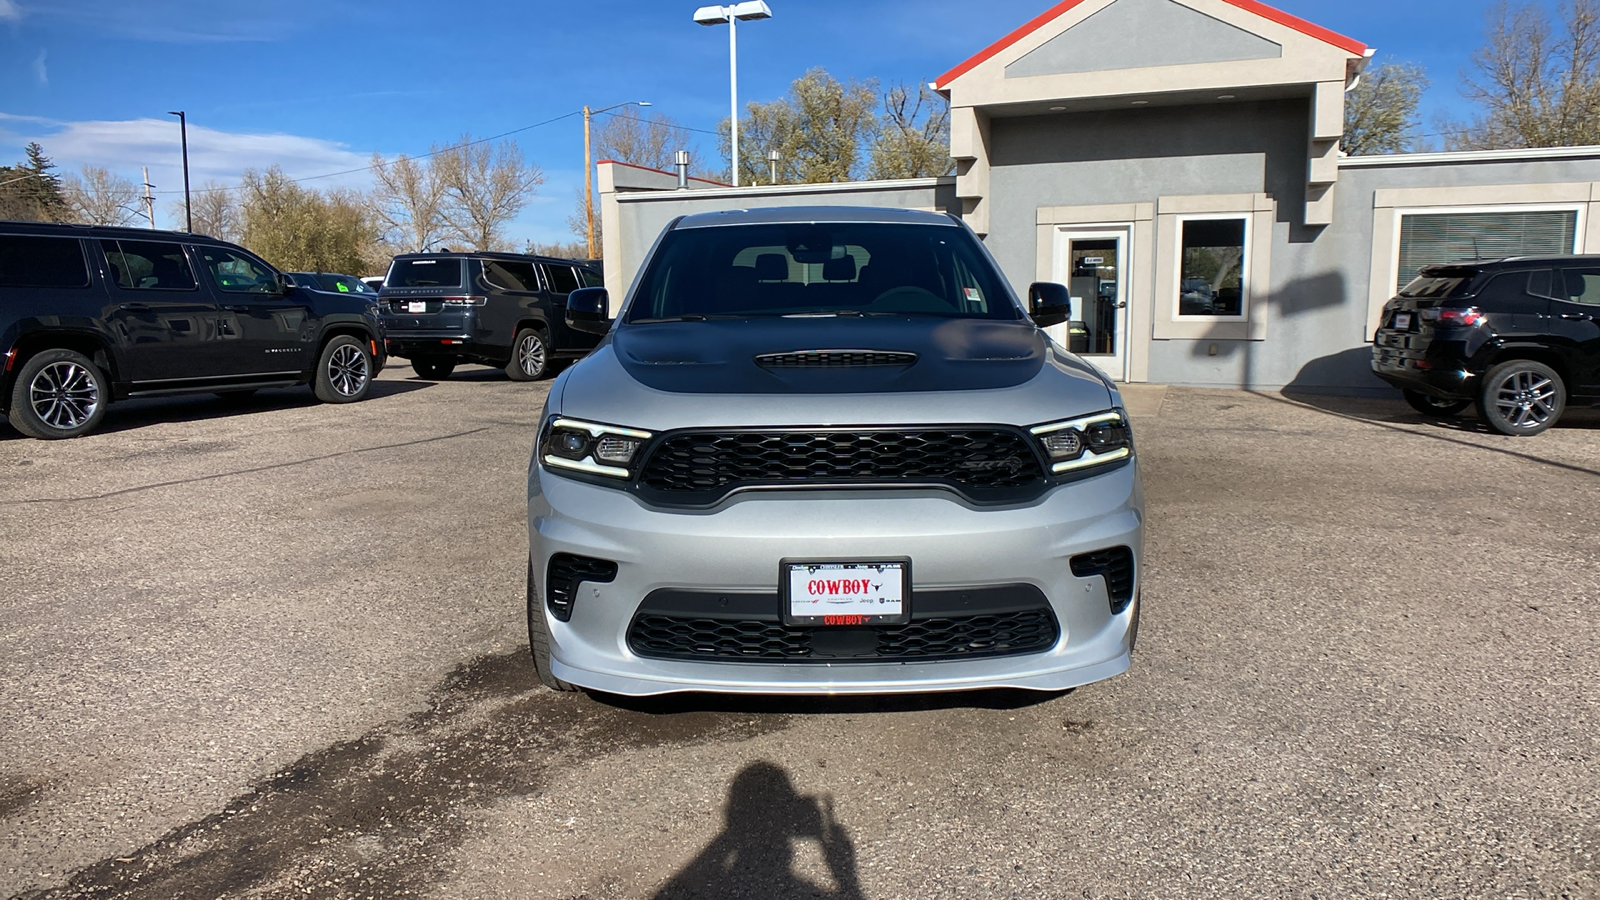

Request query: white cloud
[
  {"left": 0, "top": 114, "right": 378, "bottom": 228},
  {"left": 0, "top": 0, "right": 20, "bottom": 22},
  {"left": 32, "top": 49, "right": 46, "bottom": 86}
]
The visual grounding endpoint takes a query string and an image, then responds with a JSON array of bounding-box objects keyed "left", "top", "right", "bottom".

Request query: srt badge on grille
[{"left": 960, "top": 456, "right": 1026, "bottom": 474}]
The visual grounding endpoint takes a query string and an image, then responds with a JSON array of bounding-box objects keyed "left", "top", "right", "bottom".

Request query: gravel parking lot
[{"left": 2, "top": 367, "right": 1597, "bottom": 898}]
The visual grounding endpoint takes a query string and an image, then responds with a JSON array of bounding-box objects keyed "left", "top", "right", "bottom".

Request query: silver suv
[{"left": 527, "top": 207, "right": 1143, "bottom": 696}]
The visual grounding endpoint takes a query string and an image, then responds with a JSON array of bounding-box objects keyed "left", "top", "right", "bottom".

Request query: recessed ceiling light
[
  {"left": 1217, "top": 94, "right": 1236, "bottom": 100},
  {"left": 1050, "top": 106, "right": 1066, "bottom": 111},
  {"left": 1131, "top": 100, "right": 1149, "bottom": 106}
]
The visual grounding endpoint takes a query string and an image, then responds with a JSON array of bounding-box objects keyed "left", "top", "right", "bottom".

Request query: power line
[{"left": 149, "top": 108, "right": 587, "bottom": 195}]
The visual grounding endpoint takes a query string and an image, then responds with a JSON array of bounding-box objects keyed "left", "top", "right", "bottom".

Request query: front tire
[
  {"left": 527, "top": 559, "right": 580, "bottom": 692},
  {"left": 313, "top": 335, "right": 372, "bottom": 403},
  {"left": 7, "top": 349, "right": 109, "bottom": 440},
  {"left": 1478, "top": 360, "right": 1565, "bottom": 436},
  {"left": 506, "top": 328, "right": 550, "bottom": 381},
  {"left": 1403, "top": 389, "right": 1470, "bottom": 417}
]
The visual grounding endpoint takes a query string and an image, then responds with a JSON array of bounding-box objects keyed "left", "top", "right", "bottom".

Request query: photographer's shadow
[{"left": 653, "top": 761, "right": 864, "bottom": 900}]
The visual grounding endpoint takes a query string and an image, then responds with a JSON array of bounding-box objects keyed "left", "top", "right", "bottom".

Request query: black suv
[
  {"left": 378, "top": 252, "right": 603, "bottom": 381},
  {"left": 1372, "top": 256, "right": 1600, "bottom": 435},
  {"left": 0, "top": 221, "right": 386, "bottom": 440}
]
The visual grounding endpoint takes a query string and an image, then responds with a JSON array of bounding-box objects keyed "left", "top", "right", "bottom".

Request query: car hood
[{"left": 553, "top": 317, "right": 1118, "bottom": 430}]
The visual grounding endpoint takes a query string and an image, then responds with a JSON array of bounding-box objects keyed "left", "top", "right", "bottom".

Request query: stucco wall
[{"left": 985, "top": 100, "right": 1600, "bottom": 391}]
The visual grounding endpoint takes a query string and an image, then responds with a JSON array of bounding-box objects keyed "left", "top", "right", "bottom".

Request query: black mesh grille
[
  {"left": 546, "top": 554, "right": 617, "bottom": 622},
  {"left": 755, "top": 350, "right": 917, "bottom": 368},
  {"left": 627, "top": 609, "right": 1058, "bottom": 663},
  {"left": 637, "top": 429, "right": 1045, "bottom": 501},
  {"left": 1070, "top": 547, "right": 1135, "bottom": 614}
]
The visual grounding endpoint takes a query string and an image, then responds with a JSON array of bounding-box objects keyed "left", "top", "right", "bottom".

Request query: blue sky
[{"left": 0, "top": 0, "right": 1558, "bottom": 247}]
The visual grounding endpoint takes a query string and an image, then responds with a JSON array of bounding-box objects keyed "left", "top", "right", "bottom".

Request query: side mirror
[
  {"left": 1028, "top": 281, "right": 1071, "bottom": 327},
  {"left": 276, "top": 273, "right": 295, "bottom": 295},
  {"left": 566, "top": 286, "right": 611, "bottom": 334}
]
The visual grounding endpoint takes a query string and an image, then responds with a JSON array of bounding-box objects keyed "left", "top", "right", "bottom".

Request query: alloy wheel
[
  {"left": 327, "top": 344, "right": 370, "bottom": 397},
  {"left": 29, "top": 360, "right": 101, "bottom": 430},
  {"left": 1493, "top": 369, "right": 1557, "bottom": 430},
  {"left": 519, "top": 333, "right": 546, "bottom": 376}
]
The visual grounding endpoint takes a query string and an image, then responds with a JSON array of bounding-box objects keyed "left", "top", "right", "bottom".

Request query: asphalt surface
[{"left": 2, "top": 365, "right": 1598, "bottom": 898}]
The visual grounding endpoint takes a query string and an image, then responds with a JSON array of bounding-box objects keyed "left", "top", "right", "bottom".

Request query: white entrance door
[{"left": 1049, "top": 226, "right": 1131, "bottom": 382}]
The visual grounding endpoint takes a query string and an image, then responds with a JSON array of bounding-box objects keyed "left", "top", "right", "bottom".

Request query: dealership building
[{"left": 598, "top": 0, "right": 1600, "bottom": 391}]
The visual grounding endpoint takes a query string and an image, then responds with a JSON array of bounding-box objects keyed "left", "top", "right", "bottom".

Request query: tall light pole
[
  {"left": 583, "top": 100, "right": 650, "bottom": 261},
  {"left": 166, "top": 110, "right": 191, "bottom": 232},
  {"left": 693, "top": 2, "right": 773, "bottom": 188}
]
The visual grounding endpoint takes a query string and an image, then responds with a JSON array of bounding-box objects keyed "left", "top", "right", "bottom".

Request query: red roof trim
[
  {"left": 1224, "top": 0, "right": 1366, "bottom": 56},
  {"left": 935, "top": 0, "right": 1089, "bottom": 89},
  {"left": 597, "top": 158, "right": 731, "bottom": 187},
  {"left": 934, "top": 0, "right": 1366, "bottom": 90}
]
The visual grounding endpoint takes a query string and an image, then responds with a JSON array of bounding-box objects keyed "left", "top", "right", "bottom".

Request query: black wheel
[
  {"left": 506, "top": 328, "right": 549, "bottom": 381},
  {"left": 7, "top": 349, "right": 108, "bottom": 440},
  {"left": 527, "top": 559, "right": 580, "bottom": 692},
  {"left": 1403, "top": 389, "right": 1470, "bottom": 417},
  {"left": 313, "top": 335, "right": 373, "bottom": 403},
  {"left": 1477, "top": 360, "right": 1565, "bottom": 436},
  {"left": 411, "top": 358, "right": 455, "bottom": 380}
]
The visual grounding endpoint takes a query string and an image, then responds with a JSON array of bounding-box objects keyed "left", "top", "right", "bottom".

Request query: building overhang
[{"left": 933, "top": 0, "right": 1369, "bottom": 231}]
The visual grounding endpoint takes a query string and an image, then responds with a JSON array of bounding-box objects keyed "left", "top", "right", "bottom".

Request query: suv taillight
[
  {"left": 1420, "top": 306, "right": 1485, "bottom": 327},
  {"left": 442, "top": 295, "right": 488, "bottom": 307}
]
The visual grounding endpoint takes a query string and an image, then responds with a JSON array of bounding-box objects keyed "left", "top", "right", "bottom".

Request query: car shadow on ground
[
  {"left": 0, "top": 379, "right": 433, "bottom": 442},
  {"left": 1279, "top": 389, "right": 1600, "bottom": 433},
  {"left": 1272, "top": 390, "right": 1600, "bottom": 479},
  {"left": 592, "top": 686, "right": 1066, "bottom": 717}
]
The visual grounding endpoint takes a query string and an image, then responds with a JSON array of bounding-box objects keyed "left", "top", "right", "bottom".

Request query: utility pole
[{"left": 141, "top": 167, "right": 157, "bottom": 228}]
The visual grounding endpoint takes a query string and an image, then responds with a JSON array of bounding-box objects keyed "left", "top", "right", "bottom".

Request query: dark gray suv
[{"left": 379, "top": 251, "right": 602, "bottom": 381}]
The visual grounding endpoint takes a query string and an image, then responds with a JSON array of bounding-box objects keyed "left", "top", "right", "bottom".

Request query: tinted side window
[
  {"left": 197, "top": 246, "right": 278, "bottom": 294},
  {"left": 101, "top": 240, "right": 197, "bottom": 291},
  {"left": 541, "top": 264, "right": 580, "bottom": 295},
  {"left": 0, "top": 235, "right": 90, "bottom": 288},
  {"left": 1558, "top": 267, "right": 1600, "bottom": 306},
  {"left": 578, "top": 267, "right": 603, "bottom": 288},
  {"left": 483, "top": 261, "right": 541, "bottom": 292}
]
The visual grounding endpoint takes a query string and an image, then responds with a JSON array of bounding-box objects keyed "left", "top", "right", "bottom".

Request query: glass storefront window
[{"left": 1178, "top": 218, "right": 1246, "bottom": 317}]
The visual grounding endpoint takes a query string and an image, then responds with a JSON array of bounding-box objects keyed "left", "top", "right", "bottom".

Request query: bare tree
[
  {"left": 868, "top": 82, "right": 955, "bottom": 179},
  {"left": 369, "top": 151, "right": 445, "bottom": 253},
  {"left": 719, "top": 68, "right": 880, "bottom": 184},
  {"left": 594, "top": 112, "right": 691, "bottom": 171},
  {"left": 1343, "top": 60, "right": 1431, "bottom": 155},
  {"left": 1445, "top": 0, "right": 1600, "bottom": 149},
  {"left": 238, "top": 166, "right": 379, "bottom": 273},
  {"left": 527, "top": 238, "right": 589, "bottom": 258},
  {"left": 181, "top": 181, "right": 241, "bottom": 241},
  {"left": 62, "top": 165, "right": 141, "bottom": 226},
  {"left": 433, "top": 137, "right": 544, "bottom": 252}
]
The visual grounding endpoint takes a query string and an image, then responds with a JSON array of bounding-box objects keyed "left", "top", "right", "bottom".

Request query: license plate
[
  {"left": 781, "top": 559, "right": 909, "bottom": 626},
  {"left": 407, "top": 301, "right": 427, "bottom": 313},
  {"left": 1392, "top": 312, "right": 1412, "bottom": 330}
]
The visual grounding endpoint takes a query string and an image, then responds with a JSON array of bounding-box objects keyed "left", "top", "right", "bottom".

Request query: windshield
[
  {"left": 386, "top": 257, "right": 463, "bottom": 288},
  {"left": 625, "top": 222, "right": 1022, "bottom": 323}
]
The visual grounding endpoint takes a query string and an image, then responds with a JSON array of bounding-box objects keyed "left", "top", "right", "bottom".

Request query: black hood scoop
[
  {"left": 755, "top": 350, "right": 918, "bottom": 368},
  {"left": 613, "top": 317, "right": 1046, "bottom": 394}
]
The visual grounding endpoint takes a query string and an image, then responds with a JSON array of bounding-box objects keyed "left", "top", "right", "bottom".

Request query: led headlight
[
  {"left": 1030, "top": 410, "right": 1133, "bottom": 474},
  {"left": 541, "top": 417, "right": 653, "bottom": 479}
]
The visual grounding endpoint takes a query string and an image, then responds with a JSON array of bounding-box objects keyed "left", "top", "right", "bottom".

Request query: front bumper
[{"left": 528, "top": 461, "right": 1144, "bottom": 696}]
